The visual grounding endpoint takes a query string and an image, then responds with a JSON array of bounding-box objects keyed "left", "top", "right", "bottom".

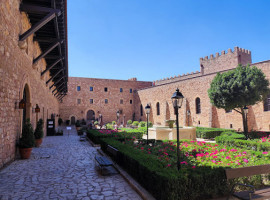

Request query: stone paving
[{"left": 0, "top": 126, "right": 142, "bottom": 200}]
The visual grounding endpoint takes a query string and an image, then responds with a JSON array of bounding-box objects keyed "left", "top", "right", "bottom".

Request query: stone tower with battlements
[{"left": 200, "top": 47, "right": 252, "bottom": 75}]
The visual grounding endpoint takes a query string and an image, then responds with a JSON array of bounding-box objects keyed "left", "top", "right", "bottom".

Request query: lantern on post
[{"left": 171, "top": 88, "right": 184, "bottom": 171}]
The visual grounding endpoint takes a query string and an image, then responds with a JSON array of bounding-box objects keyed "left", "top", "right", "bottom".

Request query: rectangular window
[
  {"left": 130, "top": 89, "right": 132, "bottom": 93},
  {"left": 130, "top": 100, "right": 133, "bottom": 104},
  {"left": 120, "top": 99, "right": 123, "bottom": 104},
  {"left": 90, "top": 87, "right": 93, "bottom": 91},
  {"left": 225, "top": 109, "right": 232, "bottom": 113},
  {"left": 120, "top": 88, "right": 123, "bottom": 92},
  {"left": 90, "top": 99, "right": 93, "bottom": 104},
  {"left": 105, "top": 99, "right": 108, "bottom": 104},
  {"left": 77, "top": 86, "right": 81, "bottom": 91},
  {"left": 77, "top": 99, "right": 81, "bottom": 104},
  {"left": 264, "top": 94, "right": 270, "bottom": 111},
  {"left": 104, "top": 87, "right": 108, "bottom": 92}
]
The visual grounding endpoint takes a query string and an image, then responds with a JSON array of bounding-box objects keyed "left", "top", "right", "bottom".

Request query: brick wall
[
  {"left": 0, "top": 1, "right": 61, "bottom": 168},
  {"left": 59, "top": 77, "right": 152, "bottom": 125},
  {"left": 137, "top": 50, "right": 270, "bottom": 131}
]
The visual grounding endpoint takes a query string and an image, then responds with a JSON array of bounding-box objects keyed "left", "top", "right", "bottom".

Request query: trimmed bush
[
  {"left": 139, "top": 121, "right": 146, "bottom": 127},
  {"left": 34, "top": 119, "right": 44, "bottom": 139},
  {"left": 132, "top": 121, "right": 139, "bottom": 126},
  {"left": 196, "top": 127, "right": 234, "bottom": 139},
  {"left": 19, "top": 119, "right": 35, "bottom": 148},
  {"left": 100, "top": 138, "right": 228, "bottom": 200},
  {"left": 215, "top": 132, "right": 270, "bottom": 151},
  {"left": 127, "top": 120, "right": 132, "bottom": 125}
]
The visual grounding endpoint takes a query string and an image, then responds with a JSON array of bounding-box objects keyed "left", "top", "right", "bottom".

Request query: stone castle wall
[
  {"left": 137, "top": 49, "right": 270, "bottom": 131},
  {"left": 0, "top": 1, "right": 61, "bottom": 168},
  {"left": 59, "top": 77, "right": 152, "bottom": 125}
]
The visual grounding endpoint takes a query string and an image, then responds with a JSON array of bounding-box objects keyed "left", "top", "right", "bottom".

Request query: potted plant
[
  {"left": 34, "top": 119, "right": 44, "bottom": 147},
  {"left": 18, "top": 119, "right": 35, "bottom": 159},
  {"left": 166, "top": 120, "right": 175, "bottom": 128}
]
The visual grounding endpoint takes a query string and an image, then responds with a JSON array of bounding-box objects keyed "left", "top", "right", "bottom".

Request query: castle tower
[{"left": 200, "top": 47, "right": 252, "bottom": 75}]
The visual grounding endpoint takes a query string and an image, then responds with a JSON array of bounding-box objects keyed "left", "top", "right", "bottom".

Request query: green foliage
[
  {"left": 94, "top": 121, "right": 99, "bottom": 125},
  {"left": 215, "top": 132, "right": 270, "bottom": 151},
  {"left": 34, "top": 119, "right": 44, "bottom": 139},
  {"left": 148, "top": 121, "right": 153, "bottom": 127},
  {"left": 132, "top": 121, "right": 139, "bottom": 126},
  {"left": 111, "top": 121, "right": 116, "bottom": 125},
  {"left": 58, "top": 118, "right": 63, "bottom": 126},
  {"left": 127, "top": 120, "right": 132, "bottom": 125},
  {"left": 75, "top": 120, "right": 81, "bottom": 127},
  {"left": 208, "top": 65, "right": 270, "bottom": 110},
  {"left": 19, "top": 119, "right": 35, "bottom": 148},
  {"left": 106, "top": 123, "right": 113, "bottom": 130},
  {"left": 100, "top": 138, "right": 228, "bottom": 200},
  {"left": 196, "top": 127, "right": 234, "bottom": 139},
  {"left": 139, "top": 121, "right": 146, "bottom": 127}
]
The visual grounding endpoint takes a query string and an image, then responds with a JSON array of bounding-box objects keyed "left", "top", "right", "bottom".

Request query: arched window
[
  {"left": 195, "top": 98, "right": 201, "bottom": 114},
  {"left": 140, "top": 104, "right": 143, "bottom": 116},
  {"left": 156, "top": 102, "right": 160, "bottom": 115},
  {"left": 264, "top": 93, "right": 270, "bottom": 111}
]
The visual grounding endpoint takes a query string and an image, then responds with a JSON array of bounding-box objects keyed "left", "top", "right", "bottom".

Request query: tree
[{"left": 208, "top": 65, "right": 270, "bottom": 138}]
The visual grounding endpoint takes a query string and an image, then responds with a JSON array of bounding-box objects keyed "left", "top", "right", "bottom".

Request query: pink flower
[
  {"left": 226, "top": 156, "right": 231, "bottom": 159},
  {"left": 243, "top": 158, "right": 249, "bottom": 163},
  {"left": 211, "top": 160, "right": 216, "bottom": 163},
  {"left": 180, "top": 161, "right": 188, "bottom": 165},
  {"left": 192, "top": 166, "right": 196, "bottom": 169},
  {"left": 213, "top": 156, "right": 218, "bottom": 158},
  {"left": 167, "top": 164, "right": 171, "bottom": 167},
  {"left": 262, "top": 152, "right": 268, "bottom": 154}
]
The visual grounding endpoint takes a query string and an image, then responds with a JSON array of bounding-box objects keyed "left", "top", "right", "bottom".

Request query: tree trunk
[{"left": 241, "top": 108, "right": 248, "bottom": 139}]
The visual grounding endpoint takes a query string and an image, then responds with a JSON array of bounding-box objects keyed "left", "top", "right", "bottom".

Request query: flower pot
[
  {"left": 19, "top": 148, "right": 32, "bottom": 159},
  {"left": 35, "top": 138, "right": 42, "bottom": 147}
]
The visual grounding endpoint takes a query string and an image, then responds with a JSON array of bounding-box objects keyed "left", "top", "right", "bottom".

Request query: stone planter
[
  {"left": 35, "top": 138, "right": 42, "bottom": 147},
  {"left": 19, "top": 148, "right": 32, "bottom": 159}
]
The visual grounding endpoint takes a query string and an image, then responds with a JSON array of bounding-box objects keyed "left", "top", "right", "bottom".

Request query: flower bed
[
  {"left": 216, "top": 132, "right": 270, "bottom": 151},
  {"left": 99, "top": 137, "right": 270, "bottom": 200}
]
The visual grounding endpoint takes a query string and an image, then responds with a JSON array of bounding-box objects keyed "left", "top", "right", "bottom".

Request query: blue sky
[{"left": 67, "top": 0, "right": 270, "bottom": 82}]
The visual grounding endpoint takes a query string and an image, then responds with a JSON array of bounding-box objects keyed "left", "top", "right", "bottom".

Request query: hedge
[
  {"left": 216, "top": 132, "right": 270, "bottom": 151},
  {"left": 86, "top": 129, "right": 143, "bottom": 144},
  {"left": 100, "top": 138, "right": 229, "bottom": 200},
  {"left": 196, "top": 127, "right": 235, "bottom": 139}
]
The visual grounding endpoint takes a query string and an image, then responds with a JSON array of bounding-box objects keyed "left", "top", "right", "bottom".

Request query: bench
[
  {"left": 95, "top": 156, "right": 113, "bottom": 175},
  {"left": 225, "top": 164, "right": 270, "bottom": 200},
  {"left": 95, "top": 145, "right": 119, "bottom": 175}
]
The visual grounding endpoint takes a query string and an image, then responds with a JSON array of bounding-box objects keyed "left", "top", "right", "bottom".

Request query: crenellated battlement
[
  {"left": 154, "top": 71, "right": 201, "bottom": 86},
  {"left": 200, "top": 46, "right": 252, "bottom": 75},
  {"left": 200, "top": 46, "right": 251, "bottom": 62},
  {"left": 153, "top": 46, "right": 252, "bottom": 86}
]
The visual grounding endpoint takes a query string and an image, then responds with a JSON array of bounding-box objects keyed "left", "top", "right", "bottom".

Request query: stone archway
[
  {"left": 87, "top": 110, "right": 95, "bottom": 122},
  {"left": 71, "top": 116, "right": 76, "bottom": 125}
]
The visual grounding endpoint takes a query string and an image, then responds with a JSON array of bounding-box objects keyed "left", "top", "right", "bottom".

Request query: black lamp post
[
  {"left": 171, "top": 88, "right": 184, "bottom": 171},
  {"left": 145, "top": 104, "right": 151, "bottom": 145},
  {"left": 243, "top": 105, "right": 249, "bottom": 138}
]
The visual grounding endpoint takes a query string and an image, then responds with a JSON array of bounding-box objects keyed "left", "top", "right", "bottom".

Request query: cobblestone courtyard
[{"left": 0, "top": 127, "right": 142, "bottom": 200}]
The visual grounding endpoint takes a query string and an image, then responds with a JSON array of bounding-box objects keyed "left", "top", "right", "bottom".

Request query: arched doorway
[
  {"left": 22, "top": 84, "right": 31, "bottom": 125},
  {"left": 71, "top": 116, "right": 76, "bottom": 125},
  {"left": 87, "top": 110, "right": 95, "bottom": 122}
]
